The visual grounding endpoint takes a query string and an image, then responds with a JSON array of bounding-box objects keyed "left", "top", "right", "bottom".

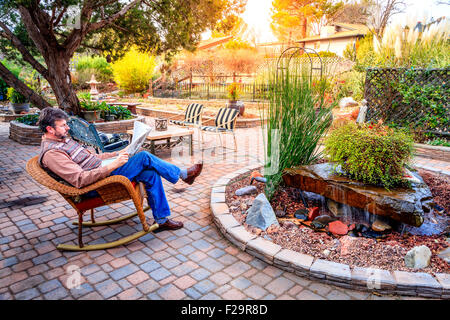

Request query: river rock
[
  {"left": 371, "top": 218, "right": 392, "bottom": 232},
  {"left": 294, "top": 209, "right": 308, "bottom": 220},
  {"left": 245, "top": 193, "right": 279, "bottom": 231},
  {"left": 404, "top": 245, "right": 432, "bottom": 269},
  {"left": 307, "top": 207, "right": 320, "bottom": 221},
  {"left": 283, "top": 163, "right": 432, "bottom": 227},
  {"left": 328, "top": 220, "right": 349, "bottom": 235},
  {"left": 326, "top": 198, "right": 350, "bottom": 218},
  {"left": 313, "top": 215, "right": 337, "bottom": 225},
  {"left": 275, "top": 210, "right": 286, "bottom": 218},
  {"left": 437, "top": 247, "right": 450, "bottom": 264},
  {"left": 235, "top": 186, "right": 258, "bottom": 196},
  {"left": 339, "top": 235, "right": 356, "bottom": 255}
]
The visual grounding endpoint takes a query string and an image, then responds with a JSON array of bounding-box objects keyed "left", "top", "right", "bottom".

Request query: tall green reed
[{"left": 259, "top": 58, "right": 334, "bottom": 199}]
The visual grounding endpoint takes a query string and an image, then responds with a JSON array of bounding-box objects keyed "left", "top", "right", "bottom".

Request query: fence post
[
  {"left": 189, "top": 72, "right": 192, "bottom": 99},
  {"left": 207, "top": 81, "right": 210, "bottom": 100},
  {"left": 252, "top": 82, "right": 255, "bottom": 101}
]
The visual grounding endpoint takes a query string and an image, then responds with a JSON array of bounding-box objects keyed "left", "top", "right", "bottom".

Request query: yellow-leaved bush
[{"left": 112, "top": 48, "right": 156, "bottom": 93}]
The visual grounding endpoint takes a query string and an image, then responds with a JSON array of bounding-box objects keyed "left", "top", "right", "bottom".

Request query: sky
[{"left": 235, "top": 0, "right": 450, "bottom": 44}]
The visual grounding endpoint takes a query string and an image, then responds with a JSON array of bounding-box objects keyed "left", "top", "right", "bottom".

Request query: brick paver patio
[{"left": 0, "top": 120, "right": 444, "bottom": 300}]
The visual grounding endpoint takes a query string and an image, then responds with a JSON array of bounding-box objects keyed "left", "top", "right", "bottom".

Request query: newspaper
[
  {"left": 127, "top": 120, "right": 152, "bottom": 157},
  {"left": 101, "top": 120, "right": 151, "bottom": 167}
]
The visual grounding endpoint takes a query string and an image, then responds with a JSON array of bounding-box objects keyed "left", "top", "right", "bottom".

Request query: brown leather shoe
[
  {"left": 154, "top": 219, "right": 183, "bottom": 233},
  {"left": 181, "top": 163, "right": 203, "bottom": 185}
]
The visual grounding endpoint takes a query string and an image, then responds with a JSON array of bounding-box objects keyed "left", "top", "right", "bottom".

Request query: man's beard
[{"left": 55, "top": 132, "right": 68, "bottom": 139}]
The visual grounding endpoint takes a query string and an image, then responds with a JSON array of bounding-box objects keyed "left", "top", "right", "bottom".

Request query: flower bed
[{"left": 224, "top": 168, "right": 449, "bottom": 275}]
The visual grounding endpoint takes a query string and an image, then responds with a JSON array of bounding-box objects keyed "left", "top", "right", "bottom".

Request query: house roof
[
  {"left": 197, "top": 35, "right": 234, "bottom": 50},
  {"left": 296, "top": 24, "right": 370, "bottom": 43}
]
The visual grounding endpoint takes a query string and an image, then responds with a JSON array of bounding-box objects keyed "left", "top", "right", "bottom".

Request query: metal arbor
[{"left": 275, "top": 46, "right": 323, "bottom": 85}]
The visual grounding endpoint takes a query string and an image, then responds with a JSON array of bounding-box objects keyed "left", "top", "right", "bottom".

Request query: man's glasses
[{"left": 54, "top": 123, "right": 69, "bottom": 129}]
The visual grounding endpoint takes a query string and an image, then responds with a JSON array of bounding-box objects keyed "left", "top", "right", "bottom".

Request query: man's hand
[
  {"left": 118, "top": 146, "right": 129, "bottom": 155},
  {"left": 114, "top": 152, "right": 129, "bottom": 167},
  {"left": 105, "top": 152, "right": 129, "bottom": 172}
]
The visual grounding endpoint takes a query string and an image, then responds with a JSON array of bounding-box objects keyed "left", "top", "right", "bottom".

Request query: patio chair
[
  {"left": 200, "top": 107, "right": 239, "bottom": 151},
  {"left": 26, "top": 156, "right": 159, "bottom": 251},
  {"left": 168, "top": 103, "right": 204, "bottom": 146},
  {"left": 67, "top": 116, "right": 129, "bottom": 154},
  {"left": 169, "top": 103, "right": 204, "bottom": 128}
]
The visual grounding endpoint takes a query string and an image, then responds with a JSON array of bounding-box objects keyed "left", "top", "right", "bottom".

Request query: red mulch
[{"left": 225, "top": 168, "right": 450, "bottom": 275}]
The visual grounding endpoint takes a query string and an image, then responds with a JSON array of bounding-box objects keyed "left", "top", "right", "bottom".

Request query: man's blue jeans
[{"left": 110, "top": 151, "right": 180, "bottom": 224}]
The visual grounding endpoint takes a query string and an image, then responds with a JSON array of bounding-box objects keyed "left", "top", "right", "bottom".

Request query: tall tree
[
  {"left": 367, "top": 0, "right": 406, "bottom": 36},
  {"left": 331, "top": 0, "right": 372, "bottom": 25},
  {"left": 270, "top": 0, "right": 343, "bottom": 43},
  {"left": 0, "top": 0, "right": 236, "bottom": 115}
]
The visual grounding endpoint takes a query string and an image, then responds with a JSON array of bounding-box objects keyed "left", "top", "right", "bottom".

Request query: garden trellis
[{"left": 364, "top": 67, "right": 450, "bottom": 137}]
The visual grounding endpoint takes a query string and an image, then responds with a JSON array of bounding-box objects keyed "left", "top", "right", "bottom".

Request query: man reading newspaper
[{"left": 37, "top": 107, "right": 202, "bottom": 232}]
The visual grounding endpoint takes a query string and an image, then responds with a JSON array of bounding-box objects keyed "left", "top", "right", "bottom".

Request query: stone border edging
[
  {"left": 210, "top": 165, "right": 450, "bottom": 299},
  {"left": 414, "top": 143, "right": 450, "bottom": 163}
]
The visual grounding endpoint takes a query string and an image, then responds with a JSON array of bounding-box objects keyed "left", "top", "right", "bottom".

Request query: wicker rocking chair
[{"left": 26, "top": 156, "right": 159, "bottom": 251}]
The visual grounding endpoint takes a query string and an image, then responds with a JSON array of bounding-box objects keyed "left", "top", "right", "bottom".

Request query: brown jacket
[{"left": 40, "top": 136, "right": 116, "bottom": 188}]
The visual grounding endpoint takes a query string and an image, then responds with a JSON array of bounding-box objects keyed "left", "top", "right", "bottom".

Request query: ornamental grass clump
[
  {"left": 323, "top": 121, "right": 415, "bottom": 190},
  {"left": 260, "top": 59, "right": 334, "bottom": 198}
]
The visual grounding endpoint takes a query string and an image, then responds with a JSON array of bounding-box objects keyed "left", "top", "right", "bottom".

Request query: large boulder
[
  {"left": 245, "top": 193, "right": 279, "bottom": 231},
  {"left": 404, "top": 245, "right": 432, "bottom": 269},
  {"left": 283, "top": 163, "right": 433, "bottom": 227}
]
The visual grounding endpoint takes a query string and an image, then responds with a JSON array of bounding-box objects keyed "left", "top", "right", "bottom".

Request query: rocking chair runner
[{"left": 26, "top": 156, "right": 159, "bottom": 251}]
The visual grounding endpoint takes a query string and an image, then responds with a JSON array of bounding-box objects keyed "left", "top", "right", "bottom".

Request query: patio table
[{"left": 127, "top": 125, "right": 194, "bottom": 156}]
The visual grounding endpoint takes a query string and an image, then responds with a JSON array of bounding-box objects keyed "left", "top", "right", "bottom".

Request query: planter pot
[
  {"left": 228, "top": 100, "right": 245, "bottom": 116},
  {"left": 82, "top": 110, "right": 101, "bottom": 122},
  {"left": 11, "top": 103, "right": 30, "bottom": 115}
]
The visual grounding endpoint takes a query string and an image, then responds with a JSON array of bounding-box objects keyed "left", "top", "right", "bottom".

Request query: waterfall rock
[
  {"left": 404, "top": 245, "right": 432, "bottom": 269},
  {"left": 245, "top": 193, "right": 279, "bottom": 231},
  {"left": 283, "top": 163, "right": 431, "bottom": 227}
]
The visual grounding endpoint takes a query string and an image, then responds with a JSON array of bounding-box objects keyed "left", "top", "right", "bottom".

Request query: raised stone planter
[
  {"left": 211, "top": 165, "right": 450, "bottom": 298},
  {"left": 0, "top": 114, "right": 25, "bottom": 122},
  {"left": 414, "top": 143, "right": 450, "bottom": 162},
  {"left": 9, "top": 120, "right": 41, "bottom": 145},
  {"left": 93, "top": 115, "right": 145, "bottom": 134},
  {"left": 9, "top": 115, "right": 145, "bottom": 146}
]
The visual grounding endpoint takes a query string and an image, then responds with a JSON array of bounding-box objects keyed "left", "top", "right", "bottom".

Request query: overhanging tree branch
[
  {"left": 0, "top": 21, "right": 49, "bottom": 78},
  {"left": 0, "top": 62, "right": 52, "bottom": 109}
]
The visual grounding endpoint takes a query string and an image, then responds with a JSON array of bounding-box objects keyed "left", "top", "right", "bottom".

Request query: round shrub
[
  {"left": 323, "top": 122, "right": 415, "bottom": 190},
  {"left": 111, "top": 47, "right": 157, "bottom": 93}
]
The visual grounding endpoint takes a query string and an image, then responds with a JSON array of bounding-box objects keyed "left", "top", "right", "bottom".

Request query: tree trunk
[
  {"left": 45, "top": 51, "right": 81, "bottom": 115},
  {"left": 0, "top": 62, "right": 52, "bottom": 109}
]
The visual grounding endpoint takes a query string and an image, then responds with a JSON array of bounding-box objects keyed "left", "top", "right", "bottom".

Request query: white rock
[
  {"left": 323, "top": 249, "right": 331, "bottom": 257},
  {"left": 338, "top": 97, "right": 358, "bottom": 109},
  {"left": 404, "top": 245, "right": 432, "bottom": 269}
]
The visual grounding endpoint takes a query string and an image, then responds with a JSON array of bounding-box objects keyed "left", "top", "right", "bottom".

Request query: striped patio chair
[
  {"left": 200, "top": 107, "right": 239, "bottom": 151},
  {"left": 169, "top": 103, "right": 204, "bottom": 148},
  {"left": 169, "top": 103, "right": 204, "bottom": 127}
]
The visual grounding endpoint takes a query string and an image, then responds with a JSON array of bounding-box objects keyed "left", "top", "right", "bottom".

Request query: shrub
[
  {"left": 16, "top": 114, "right": 39, "bottom": 126},
  {"left": 0, "top": 60, "right": 21, "bottom": 100},
  {"left": 75, "top": 56, "right": 114, "bottom": 84},
  {"left": 323, "top": 122, "right": 415, "bottom": 190},
  {"left": 6, "top": 87, "right": 27, "bottom": 103},
  {"left": 112, "top": 48, "right": 157, "bottom": 93}
]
